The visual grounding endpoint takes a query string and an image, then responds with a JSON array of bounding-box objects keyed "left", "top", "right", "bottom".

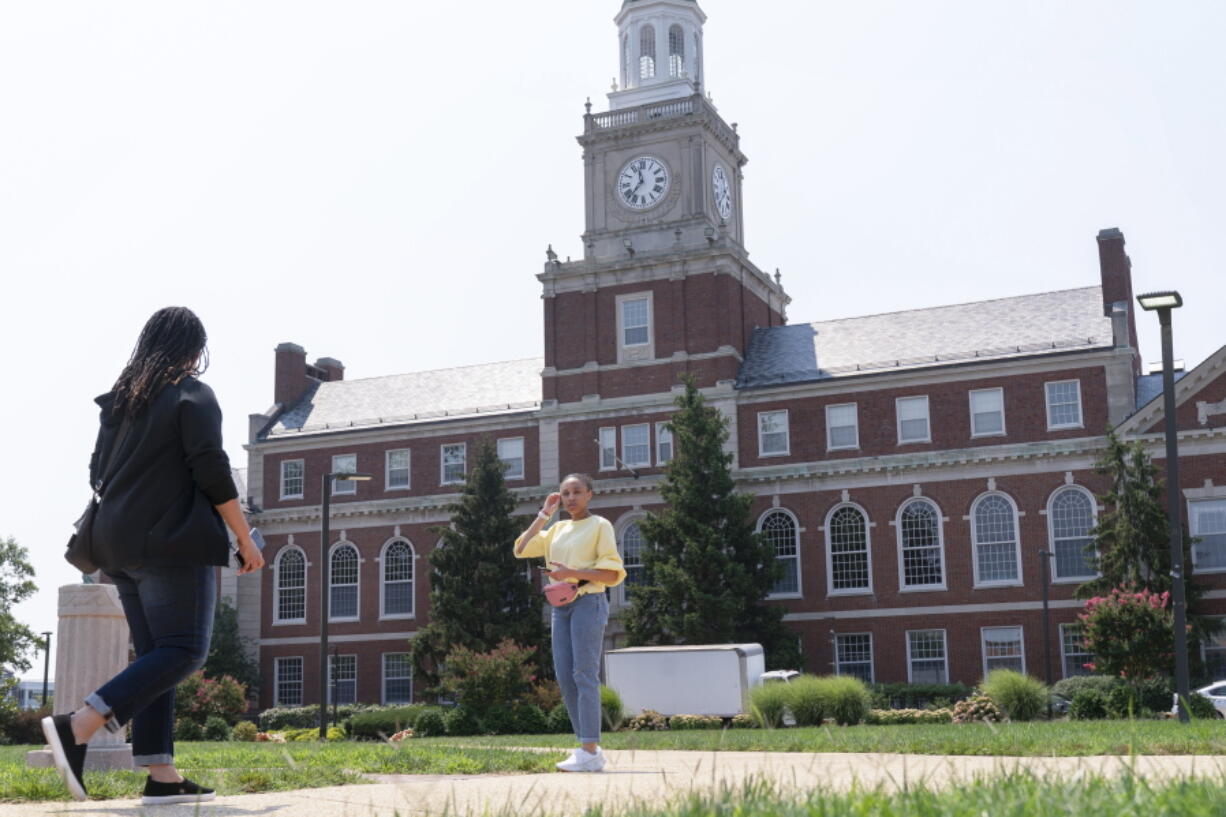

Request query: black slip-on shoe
[
  {"left": 41, "top": 714, "right": 88, "bottom": 802},
  {"left": 141, "top": 777, "right": 216, "bottom": 805}
]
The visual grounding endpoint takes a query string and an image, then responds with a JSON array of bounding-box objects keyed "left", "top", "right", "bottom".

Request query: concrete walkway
[{"left": 6, "top": 750, "right": 1226, "bottom": 817}]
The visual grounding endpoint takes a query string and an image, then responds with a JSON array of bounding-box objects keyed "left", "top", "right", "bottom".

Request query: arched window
[
  {"left": 274, "top": 547, "right": 306, "bottom": 623},
  {"left": 621, "top": 522, "right": 645, "bottom": 588},
  {"left": 760, "top": 510, "right": 800, "bottom": 596},
  {"left": 898, "top": 499, "right": 945, "bottom": 589},
  {"left": 826, "top": 505, "right": 870, "bottom": 594},
  {"left": 1049, "top": 487, "right": 1096, "bottom": 580},
  {"left": 668, "top": 25, "right": 685, "bottom": 77},
  {"left": 329, "top": 543, "right": 360, "bottom": 620},
  {"left": 639, "top": 25, "right": 656, "bottom": 79},
  {"left": 381, "top": 539, "right": 414, "bottom": 618},
  {"left": 972, "top": 494, "right": 1021, "bottom": 585}
]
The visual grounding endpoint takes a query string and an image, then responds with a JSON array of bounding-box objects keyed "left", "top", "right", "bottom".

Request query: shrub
[
  {"left": 1106, "top": 685, "right": 1142, "bottom": 718},
  {"left": 823, "top": 675, "right": 872, "bottom": 726},
  {"left": 981, "top": 669, "right": 1047, "bottom": 722},
  {"left": 784, "top": 676, "right": 826, "bottom": 726},
  {"left": 232, "top": 721, "right": 259, "bottom": 742},
  {"left": 4, "top": 706, "right": 51, "bottom": 745},
  {"left": 1188, "top": 693, "right": 1219, "bottom": 720},
  {"left": 600, "top": 685, "right": 624, "bottom": 731},
  {"left": 1069, "top": 689, "right": 1109, "bottom": 720},
  {"left": 1079, "top": 587, "right": 1175, "bottom": 681},
  {"left": 749, "top": 682, "right": 790, "bottom": 728},
  {"left": 414, "top": 709, "right": 447, "bottom": 738},
  {"left": 175, "top": 671, "right": 247, "bottom": 726},
  {"left": 547, "top": 703, "right": 573, "bottom": 734},
  {"left": 444, "top": 705, "right": 483, "bottom": 736},
  {"left": 952, "top": 694, "right": 1003, "bottom": 724},
  {"left": 668, "top": 714, "right": 723, "bottom": 730},
  {"left": 440, "top": 639, "right": 537, "bottom": 716},
  {"left": 204, "top": 715, "right": 232, "bottom": 741},
  {"left": 728, "top": 713, "right": 757, "bottom": 728},
  {"left": 259, "top": 703, "right": 370, "bottom": 731},
  {"left": 1051, "top": 675, "right": 1117, "bottom": 700},
  {"left": 1135, "top": 677, "right": 1175, "bottom": 714},
  {"left": 865, "top": 708, "right": 953, "bottom": 725},
  {"left": 868, "top": 682, "right": 972, "bottom": 710},
  {"left": 174, "top": 718, "right": 205, "bottom": 741},
  {"left": 482, "top": 706, "right": 518, "bottom": 735},
  {"left": 526, "top": 680, "right": 562, "bottom": 713},
  {"left": 514, "top": 704, "right": 550, "bottom": 735},
  {"left": 624, "top": 709, "right": 669, "bottom": 731},
  {"left": 347, "top": 706, "right": 427, "bottom": 740}
]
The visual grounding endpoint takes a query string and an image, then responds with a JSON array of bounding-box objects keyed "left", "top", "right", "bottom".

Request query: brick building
[{"left": 229, "top": 0, "right": 1226, "bottom": 709}]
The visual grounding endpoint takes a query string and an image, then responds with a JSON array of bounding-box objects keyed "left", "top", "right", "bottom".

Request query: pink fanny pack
[{"left": 544, "top": 580, "right": 589, "bottom": 607}]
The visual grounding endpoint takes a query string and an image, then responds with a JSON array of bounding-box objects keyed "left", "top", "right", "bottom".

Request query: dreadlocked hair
[{"left": 112, "top": 307, "right": 209, "bottom": 418}]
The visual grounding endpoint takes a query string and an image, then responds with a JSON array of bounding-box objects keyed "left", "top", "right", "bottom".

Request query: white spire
[{"left": 609, "top": 0, "right": 707, "bottom": 110}]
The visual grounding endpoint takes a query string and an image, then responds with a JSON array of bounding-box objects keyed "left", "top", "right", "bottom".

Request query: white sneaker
[{"left": 556, "top": 747, "right": 605, "bottom": 772}]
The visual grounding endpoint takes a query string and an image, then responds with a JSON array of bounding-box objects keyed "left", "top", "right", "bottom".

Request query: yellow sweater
[{"left": 514, "top": 515, "right": 627, "bottom": 596}]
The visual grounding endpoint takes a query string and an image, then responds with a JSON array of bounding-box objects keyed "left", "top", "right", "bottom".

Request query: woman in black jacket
[{"left": 42, "top": 307, "right": 264, "bottom": 805}]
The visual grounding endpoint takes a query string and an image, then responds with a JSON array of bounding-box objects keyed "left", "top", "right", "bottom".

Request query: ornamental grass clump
[
  {"left": 600, "top": 685, "right": 625, "bottom": 731},
  {"left": 783, "top": 676, "right": 826, "bottom": 726},
  {"left": 980, "top": 669, "right": 1047, "bottom": 721},
  {"left": 821, "top": 675, "right": 872, "bottom": 726},
  {"left": 749, "top": 682, "right": 791, "bottom": 728},
  {"left": 952, "top": 694, "right": 1003, "bottom": 724}
]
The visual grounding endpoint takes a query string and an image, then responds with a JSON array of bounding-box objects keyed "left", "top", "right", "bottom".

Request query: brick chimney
[
  {"left": 313, "top": 357, "right": 345, "bottom": 382},
  {"left": 1096, "top": 228, "right": 1139, "bottom": 370},
  {"left": 274, "top": 342, "right": 310, "bottom": 407}
]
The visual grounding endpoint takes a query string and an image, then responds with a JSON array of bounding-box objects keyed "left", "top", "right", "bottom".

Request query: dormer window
[
  {"left": 668, "top": 25, "right": 685, "bottom": 77},
  {"left": 639, "top": 25, "right": 656, "bottom": 79}
]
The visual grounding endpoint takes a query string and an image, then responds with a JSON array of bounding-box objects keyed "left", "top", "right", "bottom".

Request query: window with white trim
[
  {"left": 1046, "top": 380, "right": 1083, "bottom": 429},
  {"left": 827, "top": 505, "right": 870, "bottom": 593},
  {"left": 907, "top": 630, "right": 948, "bottom": 683},
  {"left": 896, "top": 396, "right": 931, "bottom": 444},
  {"left": 280, "top": 459, "right": 304, "bottom": 499},
  {"left": 327, "top": 654, "right": 357, "bottom": 705},
  {"left": 1049, "top": 487, "right": 1096, "bottom": 580},
  {"left": 1202, "top": 618, "right": 1226, "bottom": 680},
  {"left": 441, "top": 443, "right": 466, "bottom": 485},
  {"left": 639, "top": 24, "right": 656, "bottom": 79},
  {"left": 621, "top": 296, "right": 650, "bottom": 346},
  {"left": 656, "top": 422, "right": 673, "bottom": 464},
  {"left": 969, "top": 388, "right": 1005, "bottom": 437},
  {"left": 386, "top": 449, "right": 410, "bottom": 491},
  {"left": 972, "top": 493, "right": 1021, "bottom": 585},
  {"left": 668, "top": 24, "right": 685, "bottom": 77},
  {"left": 899, "top": 499, "right": 944, "bottom": 588},
  {"left": 331, "top": 453, "right": 358, "bottom": 495},
  {"left": 383, "top": 653, "right": 413, "bottom": 704},
  {"left": 599, "top": 427, "right": 617, "bottom": 471},
  {"left": 835, "top": 633, "right": 874, "bottom": 683},
  {"left": 621, "top": 522, "right": 646, "bottom": 590},
  {"left": 760, "top": 510, "right": 800, "bottom": 596},
  {"left": 826, "top": 403, "right": 859, "bottom": 450},
  {"left": 274, "top": 548, "right": 306, "bottom": 623},
  {"left": 1060, "top": 623, "right": 1093, "bottom": 678},
  {"left": 758, "top": 410, "right": 790, "bottom": 456},
  {"left": 329, "top": 543, "right": 359, "bottom": 620},
  {"left": 1190, "top": 499, "right": 1226, "bottom": 572},
  {"left": 275, "top": 656, "right": 303, "bottom": 706},
  {"left": 981, "top": 626, "right": 1025, "bottom": 675},
  {"left": 622, "top": 423, "right": 651, "bottom": 468},
  {"left": 498, "top": 437, "right": 525, "bottom": 480},
  {"left": 381, "top": 539, "right": 414, "bottom": 618}
]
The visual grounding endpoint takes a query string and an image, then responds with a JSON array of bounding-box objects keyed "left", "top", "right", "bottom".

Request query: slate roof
[
  {"left": 1134, "top": 371, "right": 1188, "bottom": 411},
  {"left": 265, "top": 358, "right": 543, "bottom": 439},
  {"left": 738, "top": 287, "right": 1114, "bottom": 389}
]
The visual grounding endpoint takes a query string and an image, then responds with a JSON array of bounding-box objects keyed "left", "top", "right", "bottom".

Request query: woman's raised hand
[{"left": 541, "top": 492, "right": 562, "bottom": 517}]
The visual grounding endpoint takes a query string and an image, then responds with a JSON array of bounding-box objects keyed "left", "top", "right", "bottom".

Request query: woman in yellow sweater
[{"left": 515, "top": 473, "right": 625, "bottom": 772}]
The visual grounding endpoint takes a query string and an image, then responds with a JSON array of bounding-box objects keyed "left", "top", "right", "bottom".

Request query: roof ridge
[
  {"left": 320, "top": 356, "right": 545, "bottom": 386},
  {"left": 800, "top": 285, "right": 1102, "bottom": 327}
]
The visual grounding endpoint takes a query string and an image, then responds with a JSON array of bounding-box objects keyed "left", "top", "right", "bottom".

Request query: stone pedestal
[{"left": 27, "top": 584, "right": 134, "bottom": 771}]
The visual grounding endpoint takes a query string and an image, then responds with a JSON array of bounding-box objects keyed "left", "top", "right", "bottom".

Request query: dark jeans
[{"left": 87, "top": 564, "right": 215, "bottom": 766}]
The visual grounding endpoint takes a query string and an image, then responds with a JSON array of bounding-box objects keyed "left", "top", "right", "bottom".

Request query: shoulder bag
[{"left": 65, "top": 417, "right": 133, "bottom": 574}]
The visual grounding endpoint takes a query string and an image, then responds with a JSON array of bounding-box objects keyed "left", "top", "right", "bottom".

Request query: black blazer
[{"left": 90, "top": 377, "right": 238, "bottom": 570}]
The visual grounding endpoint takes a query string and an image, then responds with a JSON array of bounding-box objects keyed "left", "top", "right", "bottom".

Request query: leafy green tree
[
  {"left": 410, "top": 438, "right": 547, "bottom": 697},
  {"left": 0, "top": 536, "right": 38, "bottom": 674},
  {"left": 1079, "top": 587, "right": 1176, "bottom": 681},
  {"left": 202, "top": 596, "right": 260, "bottom": 696},
  {"left": 625, "top": 377, "right": 802, "bottom": 670},
  {"left": 1076, "top": 430, "right": 1214, "bottom": 641}
]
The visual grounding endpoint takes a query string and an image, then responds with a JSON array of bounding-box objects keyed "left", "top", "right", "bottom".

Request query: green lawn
[
  {"left": 429, "top": 720, "right": 1226, "bottom": 756},
  {"left": 0, "top": 741, "right": 562, "bottom": 802}
]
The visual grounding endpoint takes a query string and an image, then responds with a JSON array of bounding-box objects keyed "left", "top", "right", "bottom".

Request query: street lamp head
[
  {"left": 1137, "top": 291, "right": 1183, "bottom": 311},
  {"left": 334, "top": 472, "right": 374, "bottom": 482}
]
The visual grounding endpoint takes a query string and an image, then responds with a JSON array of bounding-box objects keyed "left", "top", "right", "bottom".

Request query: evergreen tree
[
  {"left": 409, "top": 437, "right": 547, "bottom": 697},
  {"left": 203, "top": 596, "right": 260, "bottom": 695},
  {"left": 1077, "top": 429, "right": 1215, "bottom": 641},
  {"left": 625, "top": 377, "right": 802, "bottom": 670}
]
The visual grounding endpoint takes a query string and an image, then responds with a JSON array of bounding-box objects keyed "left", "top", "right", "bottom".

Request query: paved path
[{"left": 5, "top": 750, "right": 1226, "bottom": 817}]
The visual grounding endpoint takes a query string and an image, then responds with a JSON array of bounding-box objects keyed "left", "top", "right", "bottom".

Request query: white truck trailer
[{"left": 604, "top": 643, "right": 766, "bottom": 717}]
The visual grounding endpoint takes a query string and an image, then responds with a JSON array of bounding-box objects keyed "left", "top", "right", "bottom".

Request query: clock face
[
  {"left": 712, "top": 163, "right": 733, "bottom": 220},
  {"left": 617, "top": 156, "right": 670, "bottom": 210}
]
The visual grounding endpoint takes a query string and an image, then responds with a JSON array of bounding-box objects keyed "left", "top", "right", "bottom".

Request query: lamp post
[
  {"left": 1037, "top": 551, "right": 1054, "bottom": 718},
  {"left": 40, "top": 631, "right": 52, "bottom": 708},
  {"left": 319, "top": 470, "right": 372, "bottom": 739},
  {"left": 1137, "top": 290, "right": 1191, "bottom": 723}
]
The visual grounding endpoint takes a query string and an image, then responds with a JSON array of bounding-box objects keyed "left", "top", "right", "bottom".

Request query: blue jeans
[
  {"left": 551, "top": 592, "right": 608, "bottom": 745},
  {"left": 88, "top": 564, "right": 215, "bottom": 766}
]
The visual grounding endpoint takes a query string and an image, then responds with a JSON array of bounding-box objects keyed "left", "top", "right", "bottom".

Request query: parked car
[
  {"left": 1049, "top": 693, "right": 1072, "bottom": 716},
  {"left": 1170, "top": 682, "right": 1226, "bottom": 718}
]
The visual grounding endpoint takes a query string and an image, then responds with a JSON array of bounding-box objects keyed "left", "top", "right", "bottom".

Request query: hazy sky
[{"left": 2, "top": 1, "right": 1223, "bottom": 679}]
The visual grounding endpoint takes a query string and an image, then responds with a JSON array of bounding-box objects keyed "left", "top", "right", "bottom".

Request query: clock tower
[{"left": 539, "top": 0, "right": 788, "bottom": 406}]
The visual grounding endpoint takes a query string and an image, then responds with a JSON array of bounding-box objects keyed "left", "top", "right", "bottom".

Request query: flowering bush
[
  {"left": 669, "top": 714, "right": 724, "bottom": 730},
  {"left": 728, "top": 713, "right": 757, "bottom": 728},
  {"left": 441, "top": 639, "right": 537, "bottom": 715},
  {"left": 1079, "top": 587, "right": 1178, "bottom": 681},
  {"left": 389, "top": 728, "right": 414, "bottom": 743},
  {"left": 952, "top": 694, "right": 1003, "bottom": 724},
  {"left": 625, "top": 709, "right": 669, "bottom": 731},
  {"left": 175, "top": 671, "right": 247, "bottom": 726},
  {"left": 865, "top": 708, "right": 954, "bottom": 725}
]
